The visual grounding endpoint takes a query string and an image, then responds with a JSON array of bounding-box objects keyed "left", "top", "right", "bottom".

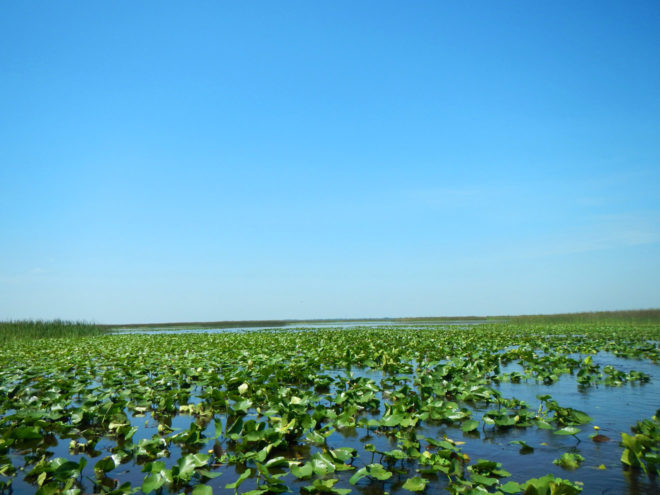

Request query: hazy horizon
[
  {"left": 2, "top": 1, "right": 659, "bottom": 323},
  {"left": 99, "top": 308, "right": 659, "bottom": 327}
]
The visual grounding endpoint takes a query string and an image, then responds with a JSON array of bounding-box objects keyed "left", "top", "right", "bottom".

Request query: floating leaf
[
  {"left": 500, "top": 481, "right": 522, "bottom": 493},
  {"left": 461, "top": 420, "right": 479, "bottom": 432},
  {"left": 192, "top": 485, "right": 212, "bottom": 495},
  {"left": 402, "top": 476, "right": 429, "bottom": 492},
  {"left": 94, "top": 457, "right": 115, "bottom": 473},
  {"left": 554, "top": 426, "right": 581, "bottom": 436},
  {"left": 290, "top": 462, "right": 314, "bottom": 479}
]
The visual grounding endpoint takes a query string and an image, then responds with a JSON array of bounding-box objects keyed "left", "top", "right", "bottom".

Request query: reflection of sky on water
[{"left": 112, "top": 320, "right": 488, "bottom": 335}]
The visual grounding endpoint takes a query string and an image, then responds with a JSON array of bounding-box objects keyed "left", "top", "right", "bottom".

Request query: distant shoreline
[
  {"left": 104, "top": 316, "right": 494, "bottom": 331},
  {"left": 102, "top": 308, "right": 660, "bottom": 330}
]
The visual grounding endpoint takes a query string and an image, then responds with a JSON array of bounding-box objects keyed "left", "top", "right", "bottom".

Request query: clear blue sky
[{"left": 1, "top": 1, "right": 659, "bottom": 323}]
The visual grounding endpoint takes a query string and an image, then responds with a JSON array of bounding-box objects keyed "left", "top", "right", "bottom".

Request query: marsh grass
[
  {"left": 0, "top": 319, "right": 105, "bottom": 343},
  {"left": 509, "top": 309, "right": 660, "bottom": 324}
]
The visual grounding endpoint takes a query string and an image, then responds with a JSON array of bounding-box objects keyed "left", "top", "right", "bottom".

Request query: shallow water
[
  {"left": 112, "top": 320, "right": 487, "bottom": 335},
  {"left": 2, "top": 328, "right": 658, "bottom": 495}
]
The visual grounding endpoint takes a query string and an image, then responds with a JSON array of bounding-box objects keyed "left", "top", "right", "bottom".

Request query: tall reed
[{"left": 0, "top": 319, "right": 106, "bottom": 344}]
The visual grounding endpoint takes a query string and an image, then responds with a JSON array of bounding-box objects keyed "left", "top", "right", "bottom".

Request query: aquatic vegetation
[
  {"left": 620, "top": 410, "right": 660, "bottom": 475},
  {"left": 0, "top": 320, "right": 105, "bottom": 344},
  {"left": 552, "top": 452, "right": 585, "bottom": 470},
  {"left": 0, "top": 318, "right": 658, "bottom": 494}
]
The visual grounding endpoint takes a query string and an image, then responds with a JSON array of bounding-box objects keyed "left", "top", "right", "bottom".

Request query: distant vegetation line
[
  {"left": 0, "top": 320, "right": 105, "bottom": 344},
  {"left": 1, "top": 309, "right": 658, "bottom": 340},
  {"left": 507, "top": 309, "right": 660, "bottom": 323},
  {"left": 104, "top": 319, "right": 291, "bottom": 330},
  {"left": 104, "top": 316, "right": 494, "bottom": 330},
  {"left": 108, "top": 309, "right": 660, "bottom": 329}
]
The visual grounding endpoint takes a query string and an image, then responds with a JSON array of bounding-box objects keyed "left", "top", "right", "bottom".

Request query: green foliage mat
[{"left": 0, "top": 320, "right": 658, "bottom": 494}]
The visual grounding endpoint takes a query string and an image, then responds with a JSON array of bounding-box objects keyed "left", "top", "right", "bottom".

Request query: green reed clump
[{"left": 0, "top": 319, "right": 106, "bottom": 343}]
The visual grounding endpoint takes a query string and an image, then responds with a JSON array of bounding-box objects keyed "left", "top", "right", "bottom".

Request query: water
[
  {"left": 111, "top": 319, "right": 488, "bottom": 335},
  {"left": 2, "top": 329, "right": 658, "bottom": 495}
]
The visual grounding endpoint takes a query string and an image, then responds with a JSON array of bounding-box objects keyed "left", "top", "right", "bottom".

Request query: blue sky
[{"left": 1, "top": 1, "right": 659, "bottom": 323}]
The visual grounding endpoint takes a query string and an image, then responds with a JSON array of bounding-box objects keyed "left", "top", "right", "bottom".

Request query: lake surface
[
  {"left": 112, "top": 319, "right": 489, "bottom": 335},
  {"left": 2, "top": 324, "right": 658, "bottom": 495}
]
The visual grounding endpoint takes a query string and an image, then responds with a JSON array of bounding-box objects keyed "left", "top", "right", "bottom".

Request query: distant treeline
[{"left": 0, "top": 320, "right": 106, "bottom": 343}]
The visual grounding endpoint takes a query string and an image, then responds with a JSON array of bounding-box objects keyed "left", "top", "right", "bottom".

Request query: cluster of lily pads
[{"left": 0, "top": 320, "right": 658, "bottom": 494}]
